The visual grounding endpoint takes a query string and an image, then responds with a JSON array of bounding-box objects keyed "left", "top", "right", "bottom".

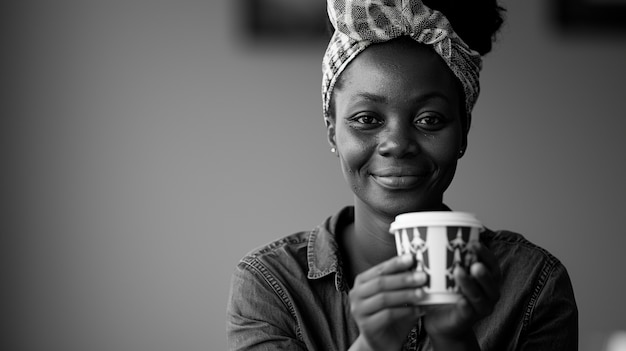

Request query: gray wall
[{"left": 4, "top": 0, "right": 626, "bottom": 350}]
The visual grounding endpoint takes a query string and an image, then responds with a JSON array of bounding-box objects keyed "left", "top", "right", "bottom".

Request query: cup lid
[{"left": 389, "top": 211, "right": 482, "bottom": 233}]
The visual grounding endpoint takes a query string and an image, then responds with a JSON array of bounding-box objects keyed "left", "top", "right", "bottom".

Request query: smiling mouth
[{"left": 371, "top": 175, "right": 424, "bottom": 189}]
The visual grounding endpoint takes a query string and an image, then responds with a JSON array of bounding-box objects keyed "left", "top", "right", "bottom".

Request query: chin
[
  {"left": 354, "top": 182, "right": 448, "bottom": 218},
  {"left": 376, "top": 199, "right": 443, "bottom": 219},
  {"left": 388, "top": 188, "right": 444, "bottom": 210}
]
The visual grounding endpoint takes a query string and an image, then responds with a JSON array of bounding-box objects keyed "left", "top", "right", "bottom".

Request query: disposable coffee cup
[{"left": 389, "top": 211, "right": 482, "bottom": 305}]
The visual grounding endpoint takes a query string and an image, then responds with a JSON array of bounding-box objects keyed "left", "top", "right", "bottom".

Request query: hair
[
  {"left": 423, "top": 0, "right": 506, "bottom": 56},
  {"left": 325, "top": 0, "right": 507, "bottom": 127}
]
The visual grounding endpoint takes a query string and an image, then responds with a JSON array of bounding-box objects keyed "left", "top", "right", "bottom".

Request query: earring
[
  {"left": 330, "top": 147, "right": 336, "bottom": 153},
  {"left": 459, "top": 149, "right": 465, "bottom": 157}
]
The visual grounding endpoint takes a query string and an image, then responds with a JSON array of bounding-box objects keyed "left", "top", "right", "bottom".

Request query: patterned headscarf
[{"left": 322, "top": 0, "right": 482, "bottom": 129}]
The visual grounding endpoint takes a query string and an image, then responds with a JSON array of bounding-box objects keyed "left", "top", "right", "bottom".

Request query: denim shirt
[{"left": 226, "top": 207, "right": 578, "bottom": 350}]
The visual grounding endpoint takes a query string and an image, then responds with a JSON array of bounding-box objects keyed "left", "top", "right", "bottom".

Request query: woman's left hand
[{"left": 423, "top": 242, "right": 502, "bottom": 343}]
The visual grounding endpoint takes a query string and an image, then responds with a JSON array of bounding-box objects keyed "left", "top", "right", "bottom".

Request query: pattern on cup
[
  {"left": 445, "top": 226, "right": 473, "bottom": 291},
  {"left": 397, "top": 227, "right": 431, "bottom": 288}
]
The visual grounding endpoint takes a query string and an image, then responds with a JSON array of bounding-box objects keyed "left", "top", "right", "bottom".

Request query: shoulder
[
  {"left": 475, "top": 229, "right": 577, "bottom": 349},
  {"left": 227, "top": 230, "right": 314, "bottom": 319},
  {"left": 242, "top": 230, "right": 311, "bottom": 260},
  {"left": 483, "top": 229, "right": 563, "bottom": 270},
  {"left": 483, "top": 228, "right": 577, "bottom": 317},
  {"left": 227, "top": 231, "right": 315, "bottom": 348},
  {"left": 482, "top": 228, "right": 575, "bottom": 306},
  {"left": 236, "top": 230, "right": 312, "bottom": 279},
  {"left": 234, "top": 207, "right": 350, "bottom": 282}
]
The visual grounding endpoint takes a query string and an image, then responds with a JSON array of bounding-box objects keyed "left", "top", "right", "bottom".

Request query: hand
[
  {"left": 423, "top": 243, "right": 502, "bottom": 343},
  {"left": 348, "top": 254, "right": 427, "bottom": 351}
]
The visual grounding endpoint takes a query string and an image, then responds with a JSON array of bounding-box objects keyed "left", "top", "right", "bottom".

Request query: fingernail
[
  {"left": 415, "top": 288, "right": 424, "bottom": 299},
  {"left": 401, "top": 254, "right": 413, "bottom": 264},
  {"left": 413, "top": 271, "right": 426, "bottom": 283},
  {"left": 470, "top": 262, "right": 483, "bottom": 276},
  {"left": 453, "top": 265, "right": 467, "bottom": 277}
]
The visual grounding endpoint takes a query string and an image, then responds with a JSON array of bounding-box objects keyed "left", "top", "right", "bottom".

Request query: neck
[
  {"left": 352, "top": 203, "right": 398, "bottom": 265},
  {"left": 341, "top": 199, "right": 401, "bottom": 283},
  {"left": 343, "top": 198, "right": 449, "bottom": 280}
]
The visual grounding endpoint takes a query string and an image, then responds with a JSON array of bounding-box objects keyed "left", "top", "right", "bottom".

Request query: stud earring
[
  {"left": 459, "top": 149, "right": 465, "bottom": 157},
  {"left": 330, "top": 147, "right": 336, "bottom": 153}
]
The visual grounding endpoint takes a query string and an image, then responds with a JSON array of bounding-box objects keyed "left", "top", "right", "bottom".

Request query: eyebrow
[
  {"left": 354, "top": 92, "right": 389, "bottom": 104},
  {"left": 352, "top": 91, "right": 450, "bottom": 104}
]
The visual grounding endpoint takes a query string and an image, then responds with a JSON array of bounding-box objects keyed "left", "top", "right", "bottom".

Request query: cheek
[
  {"left": 429, "top": 126, "right": 464, "bottom": 161},
  {"left": 418, "top": 132, "right": 463, "bottom": 176},
  {"left": 432, "top": 143, "right": 459, "bottom": 165},
  {"left": 335, "top": 130, "right": 375, "bottom": 176},
  {"left": 338, "top": 143, "right": 369, "bottom": 176}
]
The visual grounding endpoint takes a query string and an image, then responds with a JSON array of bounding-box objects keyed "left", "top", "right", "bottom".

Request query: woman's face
[{"left": 328, "top": 38, "right": 466, "bottom": 218}]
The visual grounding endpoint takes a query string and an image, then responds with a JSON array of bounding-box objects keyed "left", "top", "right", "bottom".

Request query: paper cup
[{"left": 389, "top": 211, "right": 482, "bottom": 305}]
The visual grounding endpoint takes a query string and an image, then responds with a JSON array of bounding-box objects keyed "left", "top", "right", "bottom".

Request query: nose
[{"left": 377, "top": 120, "right": 420, "bottom": 158}]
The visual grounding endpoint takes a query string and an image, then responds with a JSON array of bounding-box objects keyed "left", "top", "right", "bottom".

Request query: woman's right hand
[{"left": 348, "top": 254, "right": 427, "bottom": 351}]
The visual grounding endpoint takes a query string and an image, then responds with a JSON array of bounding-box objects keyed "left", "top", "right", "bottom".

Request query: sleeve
[
  {"left": 226, "top": 259, "right": 307, "bottom": 351},
  {"left": 518, "top": 262, "right": 578, "bottom": 351}
]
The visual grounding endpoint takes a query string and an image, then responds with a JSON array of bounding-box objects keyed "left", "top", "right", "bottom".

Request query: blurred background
[{"left": 3, "top": 0, "right": 626, "bottom": 350}]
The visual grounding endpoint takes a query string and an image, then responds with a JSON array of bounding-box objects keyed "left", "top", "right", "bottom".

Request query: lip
[{"left": 371, "top": 175, "right": 425, "bottom": 190}]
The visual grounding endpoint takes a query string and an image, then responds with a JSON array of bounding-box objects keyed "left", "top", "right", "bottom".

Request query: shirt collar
[
  {"left": 307, "top": 206, "right": 354, "bottom": 291},
  {"left": 305, "top": 205, "right": 455, "bottom": 291}
]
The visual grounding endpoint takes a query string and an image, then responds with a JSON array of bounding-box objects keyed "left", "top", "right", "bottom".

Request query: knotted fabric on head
[{"left": 322, "top": 0, "right": 482, "bottom": 129}]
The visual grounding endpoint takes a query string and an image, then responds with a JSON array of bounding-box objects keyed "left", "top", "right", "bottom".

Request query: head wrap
[{"left": 322, "top": 0, "right": 482, "bottom": 129}]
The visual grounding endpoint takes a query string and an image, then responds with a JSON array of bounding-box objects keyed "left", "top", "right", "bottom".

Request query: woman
[{"left": 227, "top": 0, "right": 578, "bottom": 350}]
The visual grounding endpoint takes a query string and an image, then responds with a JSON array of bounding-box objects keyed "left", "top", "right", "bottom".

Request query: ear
[
  {"left": 325, "top": 117, "right": 336, "bottom": 149},
  {"left": 458, "top": 111, "right": 469, "bottom": 159},
  {"left": 458, "top": 127, "right": 468, "bottom": 159}
]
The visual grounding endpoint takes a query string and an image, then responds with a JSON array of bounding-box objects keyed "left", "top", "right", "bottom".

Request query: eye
[
  {"left": 347, "top": 114, "right": 383, "bottom": 129},
  {"left": 354, "top": 115, "right": 381, "bottom": 125},
  {"left": 414, "top": 114, "right": 445, "bottom": 130}
]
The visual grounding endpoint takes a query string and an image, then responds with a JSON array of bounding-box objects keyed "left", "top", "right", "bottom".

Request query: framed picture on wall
[
  {"left": 555, "top": 0, "right": 626, "bottom": 30},
  {"left": 241, "top": 0, "right": 330, "bottom": 42}
]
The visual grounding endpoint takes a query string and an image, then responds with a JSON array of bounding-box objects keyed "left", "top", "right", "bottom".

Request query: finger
[
  {"left": 453, "top": 294, "right": 477, "bottom": 322},
  {"left": 352, "top": 288, "right": 427, "bottom": 317},
  {"left": 355, "top": 254, "right": 414, "bottom": 284},
  {"left": 469, "top": 262, "right": 501, "bottom": 303},
  {"left": 472, "top": 244, "right": 502, "bottom": 283},
  {"left": 455, "top": 266, "right": 493, "bottom": 317},
  {"left": 354, "top": 271, "right": 428, "bottom": 299}
]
